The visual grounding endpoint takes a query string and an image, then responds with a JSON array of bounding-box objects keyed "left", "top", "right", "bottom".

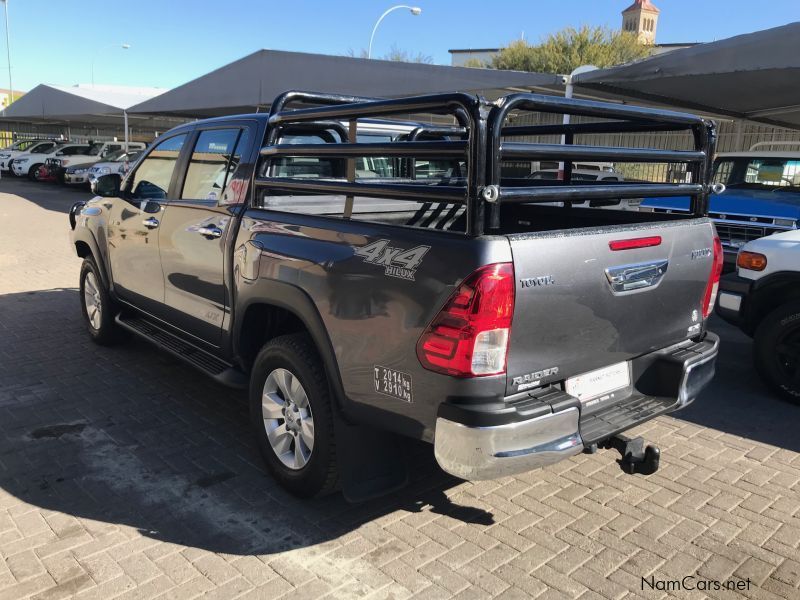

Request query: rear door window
[
  {"left": 181, "top": 128, "right": 246, "bottom": 201},
  {"left": 31, "top": 142, "right": 55, "bottom": 154}
]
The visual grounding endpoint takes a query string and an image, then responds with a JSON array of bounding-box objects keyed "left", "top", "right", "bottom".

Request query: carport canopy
[
  {"left": 572, "top": 22, "right": 800, "bottom": 130},
  {"left": 128, "top": 49, "right": 563, "bottom": 118},
  {"left": 0, "top": 83, "right": 177, "bottom": 131}
]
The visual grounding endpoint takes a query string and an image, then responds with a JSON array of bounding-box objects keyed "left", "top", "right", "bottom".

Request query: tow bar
[{"left": 600, "top": 434, "right": 661, "bottom": 475}]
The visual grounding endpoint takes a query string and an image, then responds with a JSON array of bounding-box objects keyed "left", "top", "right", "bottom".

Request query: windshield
[
  {"left": 714, "top": 157, "right": 800, "bottom": 190},
  {"left": 31, "top": 143, "right": 56, "bottom": 154},
  {"left": 59, "top": 146, "right": 90, "bottom": 156},
  {"left": 105, "top": 150, "right": 127, "bottom": 162},
  {"left": 87, "top": 142, "right": 105, "bottom": 155},
  {"left": 3, "top": 140, "right": 37, "bottom": 151}
]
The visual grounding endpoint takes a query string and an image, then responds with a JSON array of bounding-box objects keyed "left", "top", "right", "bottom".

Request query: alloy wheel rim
[
  {"left": 83, "top": 272, "right": 102, "bottom": 330},
  {"left": 261, "top": 367, "right": 314, "bottom": 470}
]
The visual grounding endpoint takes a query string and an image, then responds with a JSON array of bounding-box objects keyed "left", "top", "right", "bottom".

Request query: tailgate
[{"left": 505, "top": 218, "right": 715, "bottom": 397}]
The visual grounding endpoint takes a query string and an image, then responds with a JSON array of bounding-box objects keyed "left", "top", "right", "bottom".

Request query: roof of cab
[{"left": 718, "top": 151, "right": 800, "bottom": 159}]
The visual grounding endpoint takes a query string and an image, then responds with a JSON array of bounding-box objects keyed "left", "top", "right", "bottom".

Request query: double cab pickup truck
[
  {"left": 70, "top": 90, "right": 721, "bottom": 499},
  {"left": 641, "top": 145, "right": 800, "bottom": 271}
]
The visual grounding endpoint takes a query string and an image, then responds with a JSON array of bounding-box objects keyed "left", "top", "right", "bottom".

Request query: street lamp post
[
  {"left": 2, "top": 0, "right": 12, "bottom": 105},
  {"left": 367, "top": 5, "right": 422, "bottom": 59},
  {"left": 91, "top": 43, "right": 131, "bottom": 87}
]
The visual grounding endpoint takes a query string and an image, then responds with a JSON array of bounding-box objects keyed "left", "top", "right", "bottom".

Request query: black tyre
[
  {"left": 28, "top": 164, "right": 43, "bottom": 181},
  {"left": 79, "top": 257, "right": 125, "bottom": 345},
  {"left": 754, "top": 302, "right": 800, "bottom": 404},
  {"left": 249, "top": 333, "right": 338, "bottom": 498}
]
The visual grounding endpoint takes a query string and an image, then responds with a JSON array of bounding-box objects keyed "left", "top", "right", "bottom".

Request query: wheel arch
[
  {"left": 234, "top": 281, "right": 348, "bottom": 416},
  {"left": 747, "top": 271, "right": 800, "bottom": 334},
  {"left": 72, "top": 229, "right": 111, "bottom": 290}
]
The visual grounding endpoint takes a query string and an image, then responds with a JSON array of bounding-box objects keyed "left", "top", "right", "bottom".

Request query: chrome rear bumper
[
  {"left": 434, "top": 407, "right": 583, "bottom": 480},
  {"left": 434, "top": 333, "right": 718, "bottom": 481}
]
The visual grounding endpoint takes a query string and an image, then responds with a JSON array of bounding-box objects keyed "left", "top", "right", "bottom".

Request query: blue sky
[{"left": 2, "top": 0, "right": 798, "bottom": 92}]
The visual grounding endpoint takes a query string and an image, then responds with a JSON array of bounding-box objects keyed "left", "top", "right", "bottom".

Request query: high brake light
[
  {"left": 417, "top": 263, "right": 514, "bottom": 377},
  {"left": 609, "top": 236, "right": 662, "bottom": 251},
  {"left": 702, "top": 235, "right": 724, "bottom": 318}
]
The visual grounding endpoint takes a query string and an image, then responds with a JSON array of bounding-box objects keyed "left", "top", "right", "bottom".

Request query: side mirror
[{"left": 92, "top": 173, "right": 121, "bottom": 197}]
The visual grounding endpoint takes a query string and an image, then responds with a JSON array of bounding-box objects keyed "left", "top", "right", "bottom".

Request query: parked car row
[{"left": 0, "top": 138, "right": 145, "bottom": 186}]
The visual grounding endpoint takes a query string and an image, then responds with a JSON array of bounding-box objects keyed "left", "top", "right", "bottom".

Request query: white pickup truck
[
  {"left": 12, "top": 143, "right": 89, "bottom": 180},
  {"left": 716, "top": 231, "right": 800, "bottom": 403},
  {"left": 1, "top": 140, "right": 62, "bottom": 174}
]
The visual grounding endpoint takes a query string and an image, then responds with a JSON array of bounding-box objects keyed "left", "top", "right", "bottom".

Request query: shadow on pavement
[
  {"left": 674, "top": 316, "right": 800, "bottom": 453},
  {"left": 0, "top": 288, "right": 491, "bottom": 556},
  {"left": 0, "top": 176, "right": 92, "bottom": 214}
]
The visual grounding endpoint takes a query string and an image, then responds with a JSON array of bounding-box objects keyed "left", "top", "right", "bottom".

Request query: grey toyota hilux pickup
[{"left": 69, "top": 91, "right": 722, "bottom": 499}]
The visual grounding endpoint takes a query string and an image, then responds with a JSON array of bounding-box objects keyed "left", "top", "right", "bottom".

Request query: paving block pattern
[{"left": 1, "top": 180, "right": 799, "bottom": 599}]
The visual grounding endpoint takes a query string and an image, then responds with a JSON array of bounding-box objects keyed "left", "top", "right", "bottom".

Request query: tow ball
[{"left": 599, "top": 434, "right": 661, "bottom": 475}]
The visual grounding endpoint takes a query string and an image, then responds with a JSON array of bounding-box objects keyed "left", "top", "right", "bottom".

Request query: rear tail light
[
  {"left": 701, "top": 235, "right": 723, "bottom": 318},
  {"left": 737, "top": 251, "right": 767, "bottom": 271},
  {"left": 417, "top": 263, "right": 514, "bottom": 377}
]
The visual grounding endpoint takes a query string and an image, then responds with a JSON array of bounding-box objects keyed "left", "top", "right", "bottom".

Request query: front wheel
[
  {"left": 79, "top": 257, "right": 126, "bottom": 345},
  {"left": 754, "top": 302, "right": 800, "bottom": 404},
  {"left": 249, "top": 333, "right": 338, "bottom": 498},
  {"left": 28, "top": 164, "right": 43, "bottom": 181}
]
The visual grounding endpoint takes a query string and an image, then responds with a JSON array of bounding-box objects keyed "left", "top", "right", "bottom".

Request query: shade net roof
[
  {"left": 128, "top": 49, "right": 563, "bottom": 118},
  {"left": 0, "top": 84, "right": 177, "bottom": 131},
  {"left": 572, "top": 22, "right": 800, "bottom": 129}
]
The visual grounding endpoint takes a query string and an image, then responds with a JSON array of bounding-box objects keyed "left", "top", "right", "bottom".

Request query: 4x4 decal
[{"left": 354, "top": 239, "right": 430, "bottom": 281}]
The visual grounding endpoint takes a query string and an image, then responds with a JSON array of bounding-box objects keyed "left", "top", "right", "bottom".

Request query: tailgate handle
[{"left": 605, "top": 259, "right": 668, "bottom": 293}]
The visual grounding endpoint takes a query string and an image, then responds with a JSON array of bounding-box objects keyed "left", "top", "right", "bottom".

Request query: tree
[
  {"left": 491, "top": 26, "right": 650, "bottom": 73},
  {"left": 462, "top": 58, "right": 487, "bottom": 69},
  {"left": 347, "top": 44, "right": 433, "bottom": 64}
]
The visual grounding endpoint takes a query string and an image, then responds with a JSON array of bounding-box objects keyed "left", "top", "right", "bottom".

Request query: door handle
[
  {"left": 142, "top": 217, "right": 159, "bottom": 229},
  {"left": 197, "top": 225, "right": 222, "bottom": 239}
]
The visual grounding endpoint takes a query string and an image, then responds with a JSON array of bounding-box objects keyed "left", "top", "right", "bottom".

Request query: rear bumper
[{"left": 434, "top": 333, "right": 719, "bottom": 480}]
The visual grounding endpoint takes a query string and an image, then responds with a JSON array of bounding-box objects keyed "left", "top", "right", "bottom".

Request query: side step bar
[{"left": 115, "top": 313, "right": 248, "bottom": 389}]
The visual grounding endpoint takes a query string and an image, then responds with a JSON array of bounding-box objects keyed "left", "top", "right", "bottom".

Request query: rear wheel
[
  {"left": 79, "top": 257, "right": 126, "bottom": 345},
  {"left": 249, "top": 333, "right": 338, "bottom": 498},
  {"left": 754, "top": 302, "right": 800, "bottom": 404}
]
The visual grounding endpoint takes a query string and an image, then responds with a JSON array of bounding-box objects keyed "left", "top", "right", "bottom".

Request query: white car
[
  {"left": 66, "top": 149, "right": 143, "bottom": 186},
  {"left": 12, "top": 143, "right": 91, "bottom": 180},
  {"left": 0, "top": 140, "right": 61, "bottom": 174},
  {"left": 716, "top": 230, "right": 800, "bottom": 403},
  {"left": 59, "top": 141, "right": 145, "bottom": 171}
]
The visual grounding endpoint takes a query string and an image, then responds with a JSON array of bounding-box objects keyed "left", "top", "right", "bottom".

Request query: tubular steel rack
[{"left": 255, "top": 90, "right": 716, "bottom": 236}]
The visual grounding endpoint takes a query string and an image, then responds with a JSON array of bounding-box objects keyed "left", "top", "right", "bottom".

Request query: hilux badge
[{"left": 354, "top": 239, "right": 430, "bottom": 281}]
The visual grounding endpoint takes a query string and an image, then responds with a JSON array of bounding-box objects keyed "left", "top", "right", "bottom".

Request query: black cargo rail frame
[{"left": 255, "top": 90, "right": 717, "bottom": 236}]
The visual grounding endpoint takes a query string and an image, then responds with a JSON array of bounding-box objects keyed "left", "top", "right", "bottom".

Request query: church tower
[{"left": 621, "top": 0, "right": 659, "bottom": 44}]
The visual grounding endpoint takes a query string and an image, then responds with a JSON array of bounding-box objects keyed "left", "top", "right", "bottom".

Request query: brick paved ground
[{"left": 1, "top": 177, "right": 799, "bottom": 600}]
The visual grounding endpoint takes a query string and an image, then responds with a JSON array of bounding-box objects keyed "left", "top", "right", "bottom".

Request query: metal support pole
[
  {"left": 2, "top": 0, "right": 12, "bottom": 105},
  {"left": 344, "top": 120, "right": 357, "bottom": 218},
  {"left": 558, "top": 66, "right": 597, "bottom": 180},
  {"left": 123, "top": 110, "right": 129, "bottom": 151},
  {"left": 733, "top": 119, "right": 743, "bottom": 151}
]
